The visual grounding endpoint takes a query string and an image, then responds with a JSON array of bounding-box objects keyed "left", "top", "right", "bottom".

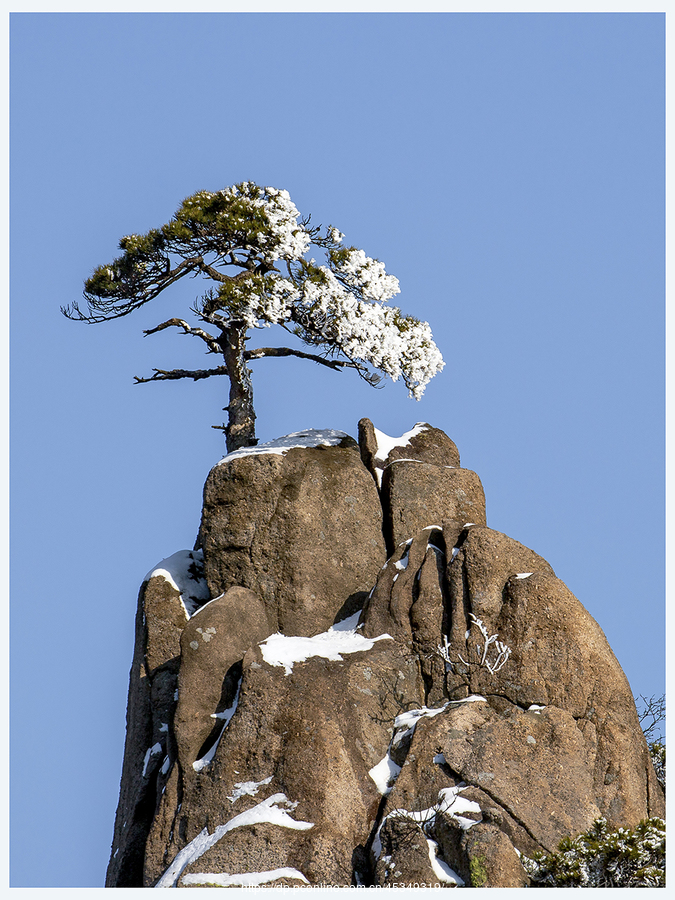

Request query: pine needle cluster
[{"left": 521, "top": 817, "right": 665, "bottom": 887}]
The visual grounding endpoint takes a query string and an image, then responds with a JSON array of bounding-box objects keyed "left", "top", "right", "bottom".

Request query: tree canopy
[{"left": 65, "top": 182, "right": 444, "bottom": 451}]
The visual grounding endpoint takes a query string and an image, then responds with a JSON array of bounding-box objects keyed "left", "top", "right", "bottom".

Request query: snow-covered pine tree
[{"left": 64, "top": 182, "right": 444, "bottom": 452}]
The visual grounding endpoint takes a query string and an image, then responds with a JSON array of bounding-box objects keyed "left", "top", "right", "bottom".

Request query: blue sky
[{"left": 10, "top": 11, "right": 664, "bottom": 889}]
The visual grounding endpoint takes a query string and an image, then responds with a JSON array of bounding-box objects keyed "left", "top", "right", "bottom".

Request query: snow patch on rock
[
  {"left": 142, "top": 742, "right": 163, "bottom": 778},
  {"left": 181, "top": 868, "right": 309, "bottom": 887},
  {"left": 372, "top": 423, "right": 428, "bottom": 462},
  {"left": 259, "top": 621, "right": 392, "bottom": 676},
  {"left": 370, "top": 423, "right": 429, "bottom": 485},
  {"left": 372, "top": 783, "right": 483, "bottom": 864},
  {"left": 193, "top": 678, "right": 242, "bottom": 772},
  {"left": 227, "top": 776, "right": 274, "bottom": 804},
  {"left": 370, "top": 698, "right": 487, "bottom": 796},
  {"left": 427, "top": 837, "right": 465, "bottom": 885},
  {"left": 155, "top": 793, "right": 313, "bottom": 888},
  {"left": 369, "top": 755, "right": 403, "bottom": 796},
  {"left": 144, "top": 549, "right": 210, "bottom": 617},
  {"left": 219, "top": 429, "right": 349, "bottom": 463}
]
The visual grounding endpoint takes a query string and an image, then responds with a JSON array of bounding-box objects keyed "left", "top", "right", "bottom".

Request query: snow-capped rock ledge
[{"left": 218, "top": 428, "right": 350, "bottom": 463}]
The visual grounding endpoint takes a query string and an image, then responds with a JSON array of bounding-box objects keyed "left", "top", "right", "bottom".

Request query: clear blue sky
[{"left": 10, "top": 11, "right": 664, "bottom": 889}]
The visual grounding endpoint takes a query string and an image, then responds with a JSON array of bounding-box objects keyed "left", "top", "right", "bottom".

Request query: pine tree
[{"left": 64, "top": 182, "right": 444, "bottom": 452}]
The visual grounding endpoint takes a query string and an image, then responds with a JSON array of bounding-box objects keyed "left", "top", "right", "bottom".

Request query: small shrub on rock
[{"left": 521, "top": 817, "right": 665, "bottom": 887}]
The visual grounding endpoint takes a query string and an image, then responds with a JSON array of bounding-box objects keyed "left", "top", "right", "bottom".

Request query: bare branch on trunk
[
  {"left": 134, "top": 366, "right": 229, "bottom": 383},
  {"left": 143, "top": 318, "right": 221, "bottom": 354},
  {"left": 245, "top": 346, "right": 355, "bottom": 370}
]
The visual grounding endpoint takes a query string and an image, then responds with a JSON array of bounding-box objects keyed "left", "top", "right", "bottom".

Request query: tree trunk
[{"left": 218, "top": 323, "right": 257, "bottom": 453}]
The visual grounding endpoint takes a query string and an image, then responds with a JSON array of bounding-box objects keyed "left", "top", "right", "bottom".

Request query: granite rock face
[
  {"left": 196, "top": 430, "right": 386, "bottom": 636},
  {"left": 106, "top": 425, "right": 663, "bottom": 888},
  {"left": 357, "top": 418, "right": 485, "bottom": 553}
]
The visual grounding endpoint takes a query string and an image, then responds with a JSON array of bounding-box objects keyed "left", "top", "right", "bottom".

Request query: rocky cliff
[{"left": 106, "top": 421, "right": 664, "bottom": 888}]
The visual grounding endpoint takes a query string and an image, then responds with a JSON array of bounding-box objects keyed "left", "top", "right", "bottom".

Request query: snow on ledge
[
  {"left": 142, "top": 742, "right": 163, "bottom": 778},
  {"left": 372, "top": 423, "right": 428, "bottom": 462},
  {"left": 259, "top": 620, "right": 392, "bottom": 676},
  {"left": 228, "top": 776, "right": 274, "bottom": 804},
  {"left": 427, "top": 837, "right": 464, "bottom": 885},
  {"left": 193, "top": 679, "right": 242, "bottom": 772},
  {"left": 369, "top": 423, "right": 430, "bottom": 485},
  {"left": 369, "top": 754, "right": 402, "bottom": 796},
  {"left": 219, "top": 429, "right": 350, "bottom": 464},
  {"left": 144, "top": 549, "right": 210, "bottom": 617},
  {"left": 155, "top": 793, "right": 313, "bottom": 888},
  {"left": 181, "top": 868, "right": 309, "bottom": 888},
  {"left": 368, "top": 696, "right": 486, "bottom": 797},
  {"left": 372, "top": 783, "right": 482, "bottom": 865}
]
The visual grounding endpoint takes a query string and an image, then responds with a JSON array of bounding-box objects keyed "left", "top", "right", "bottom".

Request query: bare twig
[
  {"left": 437, "top": 614, "right": 511, "bottom": 676},
  {"left": 636, "top": 694, "right": 666, "bottom": 744}
]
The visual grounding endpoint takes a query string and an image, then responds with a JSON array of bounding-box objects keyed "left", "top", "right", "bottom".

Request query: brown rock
[
  {"left": 362, "top": 518, "right": 663, "bottom": 886},
  {"left": 107, "top": 423, "right": 664, "bottom": 889},
  {"left": 373, "top": 699, "right": 603, "bottom": 885},
  {"left": 439, "top": 821, "right": 530, "bottom": 887},
  {"left": 173, "top": 586, "right": 272, "bottom": 772},
  {"left": 440, "top": 702, "right": 601, "bottom": 851},
  {"left": 495, "top": 571, "right": 664, "bottom": 824},
  {"left": 143, "top": 572, "right": 191, "bottom": 673},
  {"left": 357, "top": 419, "right": 473, "bottom": 553},
  {"left": 105, "top": 573, "right": 189, "bottom": 887},
  {"left": 452, "top": 524, "right": 555, "bottom": 626},
  {"left": 356, "top": 416, "right": 380, "bottom": 476},
  {"left": 374, "top": 817, "right": 440, "bottom": 886},
  {"left": 197, "top": 435, "right": 386, "bottom": 636},
  {"left": 358, "top": 417, "right": 460, "bottom": 474},
  {"left": 362, "top": 527, "right": 443, "bottom": 644},
  {"left": 383, "top": 462, "right": 486, "bottom": 552}
]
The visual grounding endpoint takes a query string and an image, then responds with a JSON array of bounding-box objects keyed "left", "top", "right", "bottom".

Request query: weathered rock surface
[
  {"left": 358, "top": 417, "right": 461, "bottom": 473},
  {"left": 173, "top": 586, "right": 270, "bottom": 773},
  {"left": 383, "top": 461, "right": 487, "bottom": 553},
  {"left": 107, "top": 564, "right": 193, "bottom": 887},
  {"left": 357, "top": 418, "right": 485, "bottom": 553},
  {"left": 107, "top": 424, "right": 664, "bottom": 888},
  {"left": 144, "top": 638, "right": 423, "bottom": 887},
  {"left": 197, "top": 430, "right": 386, "bottom": 636}
]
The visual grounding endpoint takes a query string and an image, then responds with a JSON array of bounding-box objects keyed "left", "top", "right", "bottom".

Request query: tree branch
[
  {"left": 196, "top": 260, "right": 230, "bottom": 283},
  {"left": 143, "top": 318, "right": 222, "bottom": 354},
  {"left": 245, "top": 346, "right": 355, "bottom": 370},
  {"left": 64, "top": 256, "right": 204, "bottom": 323},
  {"left": 134, "top": 366, "right": 229, "bottom": 383}
]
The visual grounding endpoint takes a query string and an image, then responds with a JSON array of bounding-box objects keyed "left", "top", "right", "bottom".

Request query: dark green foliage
[
  {"left": 66, "top": 183, "right": 306, "bottom": 322},
  {"left": 522, "top": 817, "right": 665, "bottom": 887}
]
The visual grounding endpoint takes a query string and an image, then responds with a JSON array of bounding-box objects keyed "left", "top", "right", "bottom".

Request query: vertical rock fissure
[
  {"left": 464, "top": 779, "right": 547, "bottom": 852},
  {"left": 361, "top": 794, "right": 391, "bottom": 884},
  {"left": 193, "top": 666, "right": 243, "bottom": 771}
]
